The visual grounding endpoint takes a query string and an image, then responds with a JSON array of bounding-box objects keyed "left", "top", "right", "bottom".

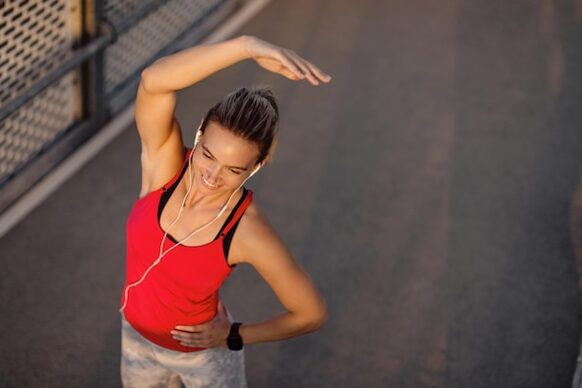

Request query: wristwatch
[{"left": 227, "top": 322, "right": 244, "bottom": 351}]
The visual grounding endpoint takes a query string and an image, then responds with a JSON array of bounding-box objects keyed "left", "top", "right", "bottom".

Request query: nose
[{"left": 206, "top": 164, "right": 221, "bottom": 183}]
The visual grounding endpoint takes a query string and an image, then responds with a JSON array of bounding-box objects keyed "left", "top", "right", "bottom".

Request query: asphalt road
[{"left": 1, "top": 1, "right": 582, "bottom": 387}]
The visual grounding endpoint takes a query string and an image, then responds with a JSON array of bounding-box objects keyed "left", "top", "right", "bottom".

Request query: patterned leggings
[{"left": 120, "top": 315, "right": 247, "bottom": 388}]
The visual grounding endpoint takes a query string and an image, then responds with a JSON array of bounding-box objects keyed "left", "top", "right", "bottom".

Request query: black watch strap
[{"left": 227, "top": 322, "right": 243, "bottom": 351}]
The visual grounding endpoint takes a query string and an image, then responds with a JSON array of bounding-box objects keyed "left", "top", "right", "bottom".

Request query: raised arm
[
  {"left": 136, "top": 36, "right": 250, "bottom": 196},
  {"left": 140, "top": 36, "right": 251, "bottom": 95},
  {"left": 135, "top": 35, "right": 331, "bottom": 197}
]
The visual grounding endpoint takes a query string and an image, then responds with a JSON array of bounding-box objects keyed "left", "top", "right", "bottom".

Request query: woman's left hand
[
  {"left": 171, "top": 300, "right": 231, "bottom": 348},
  {"left": 243, "top": 36, "right": 332, "bottom": 86}
]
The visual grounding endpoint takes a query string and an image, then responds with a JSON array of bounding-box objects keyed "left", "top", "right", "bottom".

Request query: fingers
[
  {"left": 277, "top": 67, "right": 304, "bottom": 81},
  {"left": 273, "top": 51, "right": 305, "bottom": 80},
  {"left": 174, "top": 325, "right": 201, "bottom": 332},
  {"left": 253, "top": 49, "right": 331, "bottom": 84},
  {"left": 307, "top": 62, "right": 332, "bottom": 84},
  {"left": 172, "top": 331, "right": 204, "bottom": 341},
  {"left": 286, "top": 50, "right": 316, "bottom": 84},
  {"left": 172, "top": 331, "right": 203, "bottom": 344},
  {"left": 172, "top": 311, "right": 230, "bottom": 348},
  {"left": 247, "top": 36, "right": 332, "bottom": 85},
  {"left": 171, "top": 328, "right": 207, "bottom": 347},
  {"left": 171, "top": 329, "right": 222, "bottom": 348},
  {"left": 247, "top": 36, "right": 304, "bottom": 79},
  {"left": 285, "top": 50, "right": 332, "bottom": 86}
]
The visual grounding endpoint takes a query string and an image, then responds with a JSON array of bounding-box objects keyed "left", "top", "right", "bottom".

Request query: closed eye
[{"left": 201, "top": 145, "right": 248, "bottom": 174}]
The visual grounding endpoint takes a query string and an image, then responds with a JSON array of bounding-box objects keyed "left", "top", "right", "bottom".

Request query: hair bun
[{"left": 250, "top": 86, "right": 279, "bottom": 117}]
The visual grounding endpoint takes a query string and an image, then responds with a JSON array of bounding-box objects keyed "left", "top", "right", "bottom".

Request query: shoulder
[
  {"left": 232, "top": 198, "right": 292, "bottom": 267},
  {"left": 236, "top": 200, "right": 277, "bottom": 247}
]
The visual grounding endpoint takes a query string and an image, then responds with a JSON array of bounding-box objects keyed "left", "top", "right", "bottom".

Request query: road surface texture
[{"left": 2, "top": 0, "right": 582, "bottom": 387}]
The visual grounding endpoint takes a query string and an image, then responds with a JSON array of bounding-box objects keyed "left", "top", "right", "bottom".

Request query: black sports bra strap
[
  {"left": 215, "top": 189, "right": 248, "bottom": 238},
  {"left": 158, "top": 153, "right": 191, "bottom": 222}
]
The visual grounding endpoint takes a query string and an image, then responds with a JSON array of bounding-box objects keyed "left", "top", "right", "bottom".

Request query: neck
[{"left": 184, "top": 189, "right": 236, "bottom": 210}]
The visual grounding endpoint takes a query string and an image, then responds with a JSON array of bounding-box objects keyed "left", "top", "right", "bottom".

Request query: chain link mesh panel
[
  {"left": 104, "top": 0, "right": 159, "bottom": 27},
  {"left": 0, "top": 0, "right": 236, "bottom": 209},
  {"left": 104, "top": 0, "right": 222, "bottom": 108},
  {"left": 0, "top": 0, "right": 80, "bottom": 184},
  {"left": 0, "top": 72, "right": 79, "bottom": 178},
  {"left": 0, "top": 0, "right": 76, "bottom": 105}
]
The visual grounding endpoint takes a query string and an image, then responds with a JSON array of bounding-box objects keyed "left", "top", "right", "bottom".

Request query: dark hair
[{"left": 200, "top": 86, "right": 279, "bottom": 164}]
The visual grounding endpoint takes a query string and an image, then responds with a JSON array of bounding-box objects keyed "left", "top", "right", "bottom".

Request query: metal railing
[{"left": 0, "top": 0, "right": 239, "bottom": 215}]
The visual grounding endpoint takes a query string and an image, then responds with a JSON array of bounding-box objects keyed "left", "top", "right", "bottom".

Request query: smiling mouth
[{"left": 201, "top": 174, "right": 219, "bottom": 189}]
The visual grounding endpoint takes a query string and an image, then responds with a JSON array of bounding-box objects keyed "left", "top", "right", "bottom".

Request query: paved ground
[{"left": 2, "top": 0, "right": 582, "bottom": 387}]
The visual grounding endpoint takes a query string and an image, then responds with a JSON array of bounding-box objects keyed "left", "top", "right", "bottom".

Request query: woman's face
[{"left": 191, "top": 121, "right": 261, "bottom": 195}]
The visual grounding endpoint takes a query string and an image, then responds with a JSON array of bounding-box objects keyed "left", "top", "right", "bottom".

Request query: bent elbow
[
  {"left": 140, "top": 64, "right": 167, "bottom": 94},
  {"left": 304, "top": 305, "right": 328, "bottom": 332},
  {"left": 317, "top": 306, "right": 329, "bottom": 329},
  {"left": 140, "top": 68, "right": 156, "bottom": 93}
]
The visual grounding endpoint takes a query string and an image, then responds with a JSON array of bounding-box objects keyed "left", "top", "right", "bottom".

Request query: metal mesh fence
[
  {"left": 104, "top": 0, "right": 160, "bottom": 27},
  {"left": 0, "top": 0, "right": 235, "bottom": 212},
  {"left": 104, "top": 0, "right": 222, "bottom": 110},
  {"left": 0, "top": 72, "right": 79, "bottom": 177},
  {"left": 0, "top": 0, "right": 76, "bottom": 105},
  {"left": 0, "top": 0, "right": 80, "bottom": 183}
]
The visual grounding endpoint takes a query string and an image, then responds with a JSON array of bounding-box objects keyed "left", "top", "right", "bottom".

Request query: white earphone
[{"left": 120, "top": 124, "right": 262, "bottom": 312}]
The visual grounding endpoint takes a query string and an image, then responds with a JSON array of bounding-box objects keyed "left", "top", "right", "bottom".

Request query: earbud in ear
[
  {"left": 193, "top": 119, "right": 204, "bottom": 148},
  {"left": 249, "top": 163, "right": 263, "bottom": 178},
  {"left": 194, "top": 130, "right": 202, "bottom": 148}
]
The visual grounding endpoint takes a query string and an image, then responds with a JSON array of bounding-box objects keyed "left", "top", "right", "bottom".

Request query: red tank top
[{"left": 120, "top": 149, "right": 253, "bottom": 352}]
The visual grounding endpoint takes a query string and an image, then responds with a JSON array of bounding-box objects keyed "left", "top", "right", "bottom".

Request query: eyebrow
[{"left": 201, "top": 145, "right": 249, "bottom": 171}]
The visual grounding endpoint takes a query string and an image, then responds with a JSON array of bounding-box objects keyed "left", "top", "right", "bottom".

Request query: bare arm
[
  {"left": 235, "top": 209, "right": 328, "bottom": 345},
  {"left": 136, "top": 35, "right": 331, "bottom": 196},
  {"left": 140, "top": 36, "right": 249, "bottom": 95},
  {"left": 136, "top": 37, "right": 250, "bottom": 195},
  {"left": 171, "top": 205, "right": 328, "bottom": 348}
]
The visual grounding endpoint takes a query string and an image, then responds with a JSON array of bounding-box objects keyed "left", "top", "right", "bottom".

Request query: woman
[{"left": 119, "top": 35, "right": 331, "bottom": 387}]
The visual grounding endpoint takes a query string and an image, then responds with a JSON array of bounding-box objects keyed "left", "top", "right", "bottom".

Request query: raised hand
[{"left": 243, "top": 35, "right": 332, "bottom": 86}]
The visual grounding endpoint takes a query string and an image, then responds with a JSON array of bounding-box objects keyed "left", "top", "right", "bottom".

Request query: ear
[
  {"left": 251, "top": 163, "right": 263, "bottom": 176},
  {"left": 194, "top": 131, "right": 202, "bottom": 147},
  {"left": 194, "top": 119, "right": 204, "bottom": 147}
]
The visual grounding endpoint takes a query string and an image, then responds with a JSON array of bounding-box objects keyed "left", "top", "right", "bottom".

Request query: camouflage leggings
[{"left": 120, "top": 315, "right": 247, "bottom": 388}]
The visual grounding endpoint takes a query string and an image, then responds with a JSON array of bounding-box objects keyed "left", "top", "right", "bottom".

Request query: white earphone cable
[{"left": 120, "top": 144, "right": 260, "bottom": 312}]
